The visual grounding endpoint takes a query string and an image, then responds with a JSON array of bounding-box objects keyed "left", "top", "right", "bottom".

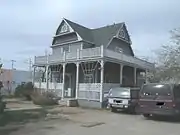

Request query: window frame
[{"left": 62, "top": 45, "right": 70, "bottom": 53}]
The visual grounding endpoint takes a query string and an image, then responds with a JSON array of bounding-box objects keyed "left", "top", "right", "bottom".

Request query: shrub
[
  {"left": 0, "top": 96, "right": 6, "bottom": 114},
  {"left": 14, "top": 82, "right": 34, "bottom": 100},
  {"left": 31, "top": 91, "right": 60, "bottom": 106}
]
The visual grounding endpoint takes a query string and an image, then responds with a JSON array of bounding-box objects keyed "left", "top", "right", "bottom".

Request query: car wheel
[
  {"left": 111, "top": 107, "right": 117, "bottom": 112},
  {"left": 143, "top": 114, "right": 150, "bottom": 118}
]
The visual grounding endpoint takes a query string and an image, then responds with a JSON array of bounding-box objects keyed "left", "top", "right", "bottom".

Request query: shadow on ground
[
  {"left": 111, "top": 110, "right": 139, "bottom": 115},
  {"left": 0, "top": 108, "right": 48, "bottom": 135},
  {"left": 144, "top": 115, "right": 180, "bottom": 123}
]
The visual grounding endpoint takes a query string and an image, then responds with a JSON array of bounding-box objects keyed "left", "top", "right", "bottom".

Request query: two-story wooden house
[{"left": 33, "top": 18, "right": 154, "bottom": 108}]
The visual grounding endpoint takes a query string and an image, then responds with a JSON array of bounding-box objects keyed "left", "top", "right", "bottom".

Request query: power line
[{"left": 0, "top": 58, "right": 34, "bottom": 70}]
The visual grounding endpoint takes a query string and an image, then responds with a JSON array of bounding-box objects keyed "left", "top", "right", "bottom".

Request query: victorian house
[{"left": 33, "top": 18, "right": 154, "bottom": 108}]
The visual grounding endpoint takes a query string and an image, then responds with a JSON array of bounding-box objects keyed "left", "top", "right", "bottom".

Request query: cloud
[{"left": 0, "top": 0, "right": 180, "bottom": 70}]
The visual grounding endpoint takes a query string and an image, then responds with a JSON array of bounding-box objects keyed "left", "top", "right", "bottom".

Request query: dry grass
[{"left": 0, "top": 108, "right": 47, "bottom": 127}]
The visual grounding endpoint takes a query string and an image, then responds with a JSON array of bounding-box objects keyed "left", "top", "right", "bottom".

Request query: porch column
[
  {"left": 100, "top": 60, "right": 104, "bottom": 102},
  {"left": 120, "top": 64, "right": 123, "bottom": 85},
  {"left": 62, "top": 63, "right": 66, "bottom": 99},
  {"left": 134, "top": 67, "right": 137, "bottom": 86},
  {"left": 75, "top": 62, "right": 79, "bottom": 99},
  {"left": 45, "top": 65, "right": 49, "bottom": 91}
]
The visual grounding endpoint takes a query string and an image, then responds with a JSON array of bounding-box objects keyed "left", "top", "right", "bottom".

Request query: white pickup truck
[{"left": 108, "top": 87, "right": 140, "bottom": 113}]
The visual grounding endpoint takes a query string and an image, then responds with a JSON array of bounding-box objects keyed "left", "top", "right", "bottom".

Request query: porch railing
[
  {"left": 78, "top": 83, "right": 101, "bottom": 101},
  {"left": 34, "top": 47, "right": 102, "bottom": 65},
  {"left": 34, "top": 82, "right": 46, "bottom": 89},
  {"left": 79, "top": 47, "right": 101, "bottom": 59},
  {"left": 34, "top": 82, "right": 63, "bottom": 97},
  {"left": 34, "top": 45, "right": 154, "bottom": 70}
]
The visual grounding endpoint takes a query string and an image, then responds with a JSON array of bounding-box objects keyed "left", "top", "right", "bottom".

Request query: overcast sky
[{"left": 0, "top": 0, "right": 180, "bottom": 70}]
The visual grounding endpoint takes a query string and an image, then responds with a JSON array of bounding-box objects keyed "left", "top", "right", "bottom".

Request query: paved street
[{"left": 5, "top": 107, "right": 180, "bottom": 135}]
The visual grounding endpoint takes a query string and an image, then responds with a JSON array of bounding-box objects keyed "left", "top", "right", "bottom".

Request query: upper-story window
[
  {"left": 115, "top": 47, "right": 123, "bottom": 53},
  {"left": 62, "top": 45, "right": 70, "bottom": 52}
]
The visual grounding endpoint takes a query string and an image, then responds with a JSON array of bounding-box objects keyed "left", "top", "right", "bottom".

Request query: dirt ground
[{"left": 1, "top": 100, "right": 180, "bottom": 135}]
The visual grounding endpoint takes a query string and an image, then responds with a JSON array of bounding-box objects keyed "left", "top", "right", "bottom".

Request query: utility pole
[
  {"left": 11, "top": 60, "right": 16, "bottom": 70},
  {"left": 28, "top": 58, "right": 32, "bottom": 73},
  {"left": 25, "top": 58, "right": 33, "bottom": 82}
]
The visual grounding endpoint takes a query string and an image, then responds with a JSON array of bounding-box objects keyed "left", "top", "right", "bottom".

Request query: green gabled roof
[
  {"left": 64, "top": 18, "right": 124, "bottom": 46},
  {"left": 91, "top": 23, "right": 123, "bottom": 46},
  {"left": 64, "top": 19, "right": 94, "bottom": 43}
]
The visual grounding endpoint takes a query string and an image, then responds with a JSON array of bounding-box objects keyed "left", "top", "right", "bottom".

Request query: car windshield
[
  {"left": 141, "top": 84, "right": 172, "bottom": 96},
  {"left": 109, "top": 88, "right": 130, "bottom": 98}
]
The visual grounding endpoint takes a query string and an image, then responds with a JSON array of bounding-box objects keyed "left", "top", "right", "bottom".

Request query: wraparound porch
[{"left": 33, "top": 60, "right": 147, "bottom": 103}]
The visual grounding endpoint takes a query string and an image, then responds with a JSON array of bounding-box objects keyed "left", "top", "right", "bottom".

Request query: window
[
  {"left": 62, "top": 45, "right": 70, "bottom": 52},
  {"left": 109, "top": 88, "right": 130, "bottom": 98},
  {"left": 115, "top": 47, "right": 123, "bottom": 53},
  {"left": 141, "top": 84, "right": 172, "bottom": 97}
]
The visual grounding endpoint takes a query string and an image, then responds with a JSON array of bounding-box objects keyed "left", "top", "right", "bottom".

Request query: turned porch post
[
  {"left": 100, "top": 60, "right": 104, "bottom": 102},
  {"left": 45, "top": 65, "right": 49, "bottom": 91},
  {"left": 75, "top": 62, "right": 79, "bottom": 99},
  {"left": 134, "top": 67, "right": 137, "bottom": 86},
  {"left": 120, "top": 64, "right": 123, "bottom": 85},
  {"left": 62, "top": 63, "right": 66, "bottom": 99}
]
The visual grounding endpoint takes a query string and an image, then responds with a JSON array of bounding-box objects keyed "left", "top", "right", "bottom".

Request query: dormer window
[{"left": 115, "top": 47, "right": 123, "bottom": 53}]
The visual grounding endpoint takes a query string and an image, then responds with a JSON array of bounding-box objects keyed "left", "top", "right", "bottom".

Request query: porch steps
[{"left": 58, "top": 98, "right": 78, "bottom": 107}]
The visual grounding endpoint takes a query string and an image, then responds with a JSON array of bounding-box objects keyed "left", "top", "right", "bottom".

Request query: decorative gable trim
[
  {"left": 116, "top": 23, "right": 132, "bottom": 45},
  {"left": 63, "top": 18, "right": 82, "bottom": 41},
  {"left": 105, "top": 36, "right": 130, "bottom": 48},
  {"left": 55, "top": 18, "right": 82, "bottom": 41},
  {"left": 55, "top": 20, "right": 71, "bottom": 35}
]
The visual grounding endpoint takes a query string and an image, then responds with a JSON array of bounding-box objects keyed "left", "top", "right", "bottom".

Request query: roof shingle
[{"left": 64, "top": 18, "right": 124, "bottom": 46}]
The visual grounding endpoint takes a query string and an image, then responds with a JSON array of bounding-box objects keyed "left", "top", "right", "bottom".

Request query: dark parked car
[
  {"left": 138, "top": 83, "right": 180, "bottom": 118},
  {"left": 108, "top": 87, "right": 140, "bottom": 113}
]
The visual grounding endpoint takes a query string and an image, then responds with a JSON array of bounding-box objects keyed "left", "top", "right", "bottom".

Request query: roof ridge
[
  {"left": 64, "top": 18, "right": 90, "bottom": 30},
  {"left": 91, "top": 22, "right": 124, "bottom": 30}
]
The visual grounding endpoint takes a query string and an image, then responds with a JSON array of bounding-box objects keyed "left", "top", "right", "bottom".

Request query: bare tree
[{"left": 150, "top": 28, "right": 180, "bottom": 83}]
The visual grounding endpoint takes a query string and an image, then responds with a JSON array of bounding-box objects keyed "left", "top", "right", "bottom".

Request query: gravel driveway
[{"left": 2, "top": 107, "right": 180, "bottom": 135}]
